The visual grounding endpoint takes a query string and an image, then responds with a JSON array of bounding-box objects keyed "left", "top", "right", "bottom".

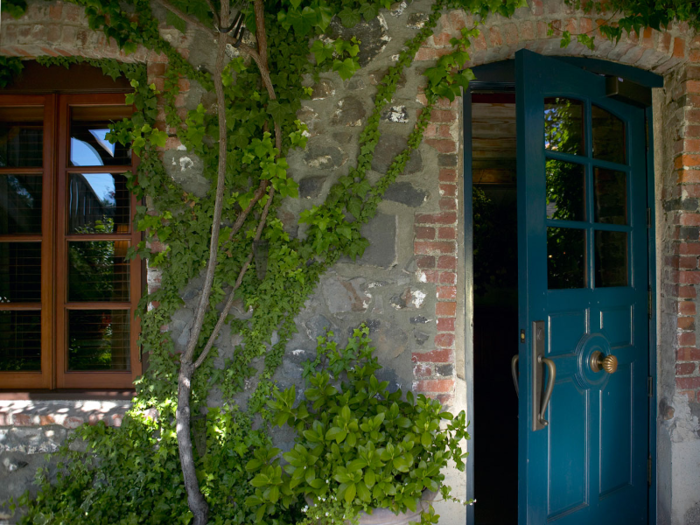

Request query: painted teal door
[{"left": 515, "top": 50, "right": 649, "bottom": 525}]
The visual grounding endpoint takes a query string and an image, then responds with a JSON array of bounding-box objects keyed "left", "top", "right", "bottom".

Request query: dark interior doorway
[{"left": 471, "top": 92, "right": 519, "bottom": 525}]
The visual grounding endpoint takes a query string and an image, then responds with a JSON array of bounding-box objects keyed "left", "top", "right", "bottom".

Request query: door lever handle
[
  {"left": 511, "top": 355, "right": 519, "bottom": 397},
  {"left": 538, "top": 356, "right": 556, "bottom": 427}
]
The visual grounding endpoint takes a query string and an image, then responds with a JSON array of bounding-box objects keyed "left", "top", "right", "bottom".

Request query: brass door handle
[
  {"left": 511, "top": 355, "right": 519, "bottom": 397},
  {"left": 538, "top": 357, "right": 556, "bottom": 427},
  {"left": 590, "top": 350, "right": 618, "bottom": 374}
]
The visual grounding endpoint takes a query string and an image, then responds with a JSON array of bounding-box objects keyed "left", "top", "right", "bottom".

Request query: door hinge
[
  {"left": 647, "top": 207, "right": 651, "bottom": 228},
  {"left": 648, "top": 455, "right": 653, "bottom": 487},
  {"left": 648, "top": 290, "right": 653, "bottom": 319},
  {"left": 648, "top": 376, "right": 653, "bottom": 398}
]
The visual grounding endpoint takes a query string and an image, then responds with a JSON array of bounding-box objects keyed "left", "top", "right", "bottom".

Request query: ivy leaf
[
  {"left": 338, "top": 7, "right": 362, "bottom": 28},
  {"left": 165, "top": 11, "right": 187, "bottom": 34},
  {"left": 333, "top": 58, "right": 360, "bottom": 80},
  {"left": 359, "top": 3, "right": 379, "bottom": 22},
  {"left": 266, "top": 100, "right": 289, "bottom": 123}
]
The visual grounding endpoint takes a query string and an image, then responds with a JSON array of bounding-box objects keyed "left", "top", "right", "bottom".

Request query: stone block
[
  {"left": 163, "top": 150, "right": 210, "bottom": 198},
  {"left": 322, "top": 275, "right": 371, "bottom": 314},
  {"left": 331, "top": 96, "right": 367, "bottom": 127},
  {"left": 304, "top": 144, "right": 347, "bottom": 169},
  {"left": 356, "top": 213, "right": 398, "bottom": 268},
  {"left": 371, "top": 133, "right": 423, "bottom": 174},
  {"left": 299, "top": 176, "right": 327, "bottom": 199},
  {"left": 383, "top": 182, "right": 428, "bottom": 207},
  {"left": 329, "top": 15, "right": 391, "bottom": 66}
]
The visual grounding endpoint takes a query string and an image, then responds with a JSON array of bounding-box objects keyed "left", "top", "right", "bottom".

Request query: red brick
[
  {"left": 421, "top": 270, "right": 439, "bottom": 283},
  {"left": 680, "top": 256, "right": 698, "bottom": 269},
  {"left": 430, "top": 110, "right": 457, "bottom": 123},
  {"left": 676, "top": 363, "right": 697, "bottom": 375},
  {"left": 681, "top": 213, "right": 700, "bottom": 226},
  {"left": 678, "top": 347, "right": 700, "bottom": 361},
  {"left": 678, "top": 317, "right": 695, "bottom": 330},
  {"left": 503, "top": 23, "right": 518, "bottom": 45},
  {"left": 673, "top": 37, "right": 686, "bottom": 58},
  {"left": 676, "top": 155, "right": 700, "bottom": 169},
  {"left": 439, "top": 169, "right": 457, "bottom": 182},
  {"left": 432, "top": 32, "right": 452, "bottom": 47},
  {"left": 425, "top": 139, "right": 457, "bottom": 153},
  {"left": 425, "top": 123, "right": 453, "bottom": 139},
  {"left": 437, "top": 318, "right": 455, "bottom": 332},
  {"left": 414, "top": 241, "right": 455, "bottom": 255},
  {"left": 64, "top": 417, "right": 85, "bottom": 429},
  {"left": 147, "top": 62, "right": 166, "bottom": 77},
  {"left": 688, "top": 81, "right": 700, "bottom": 94},
  {"left": 439, "top": 272, "right": 457, "bottom": 284},
  {"left": 13, "top": 414, "right": 32, "bottom": 426},
  {"left": 436, "top": 394, "right": 455, "bottom": 405},
  {"left": 437, "top": 255, "right": 457, "bottom": 270},
  {"left": 412, "top": 348, "right": 453, "bottom": 363},
  {"left": 437, "top": 286, "right": 457, "bottom": 300},
  {"left": 676, "top": 376, "right": 700, "bottom": 389},
  {"left": 415, "top": 211, "right": 457, "bottom": 225},
  {"left": 439, "top": 197, "right": 457, "bottom": 210},
  {"left": 436, "top": 301, "right": 457, "bottom": 317},
  {"left": 520, "top": 20, "right": 535, "bottom": 40},
  {"left": 416, "top": 255, "right": 436, "bottom": 269},
  {"left": 414, "top": 379, "right": 455, "bottom": 393},
  {"left": 680, "top": 242, "right": 700, "bottom": 255},
  {"left": 39, "top": 415, "right": 56, "bottom": 425},
  {"left": 440, "top": 183, "right": 456, "bottom": 197},
  {"left": 415, "top": 226, "right": 435, "bottom": 240},
  {"left": 414, "top": 364, "right": 433, "bottom": 377},
  {"left": 680, "top": 301, "right": 697, "bottom": 315},
  {"left": 488, "top": 27, "right": 502, "bottom": 47},
  {"left": 438, "top": 227, "right": 456, "bottom": 240},
  {"left": 690, "top": 49, "right": 700, "bottom": 62},
  {"left": 679, "top": 271, "right": 700, "bottom": 284},
  {"left": 678, "top": 332, "right": 696, "bottom": 346},
  {"left": 679, "top": 286, "right": 697, "bottom": 298},
  {"left": 435, "top": 333, "right": 455, "bottom": 348}
]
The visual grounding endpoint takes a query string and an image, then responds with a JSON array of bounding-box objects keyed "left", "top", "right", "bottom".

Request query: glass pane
[
  {"left": 592, "top": 105, "right": 625, "bottom": 164},
  {"left": 68, "top": 173, "right": 130, "bottom": 234},
  {"left": 546, "top": 160, "right": 586, "bottom": 221},
  {"left": 0, "top": 107, "right": 43, "bottom": 168},
  {"left": 594, "top": 168, "right": 627, "bottom": 225},
  {"left": 68, "top": 310, "right": 130, "bottom": 371},
  {"left": 68, "top": 241, "right": 130, "bottom": 302},
  {"left": 0, "top": 310, "right": 41, "bottom": 371},
  {"left": 545, "top": 98, "right": 584, "bottom": 156},
  {"left": 0, "top": 242, "right": 41, "bottom": 302},
  {"left": 548, "top": 227, "right": 586, "bottom": 289},
  {"left": 595, "top": 231, "right": 628, "bottom": 287},
  {"left": 70, "top": 106, "right": 132, "bottom": 167},
  {"left": 0, "top": 175, "right": 42, "bottom": 234}
]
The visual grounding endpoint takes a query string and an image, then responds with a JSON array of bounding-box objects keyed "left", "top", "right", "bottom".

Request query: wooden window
[{"left": 0, "top": 93, "right": 141, "bottom": 389}]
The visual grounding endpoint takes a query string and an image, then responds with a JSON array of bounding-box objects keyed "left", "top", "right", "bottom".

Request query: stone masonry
[{"left": 2, "top": 0, "right": 700, "bottom": 523}]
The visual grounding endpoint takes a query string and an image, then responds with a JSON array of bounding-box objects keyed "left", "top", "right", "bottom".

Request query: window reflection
[
  {"left": 546, "top": 160, "right": 586, "bottom": 222},
  {"left": 594, "top": 168, "right": 627, "bottom": 225},
  {"left": 592, "top": 105, "right": 625, "bottom": 164},
  {"left": 68, "top": 241, "right": 130, "bottom": 302},
  {"left": 68, "top": 173, "right": 129, "bottom": 234},
  {"left": 545, "top": 98, "right": 584, "bottom": 156},
  {"left": 0, "top": 311, "right": 41, "bottom": 371},
  {"left": 595, "top": 231, "right": 628, "bottom": 287},
  {"left": 547, "top": 227, "right": 586, "bottom": 289},
  {"left": 68, "top": 310, "right": 130, "bottom": 371},
  {"left": 0, "top": 175, "right": 42, "bottom": 234}
]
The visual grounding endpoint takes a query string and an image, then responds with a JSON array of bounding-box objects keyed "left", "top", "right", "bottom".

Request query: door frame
[{"left": 462, "top": 57, "right": 662, "bottom": 524}]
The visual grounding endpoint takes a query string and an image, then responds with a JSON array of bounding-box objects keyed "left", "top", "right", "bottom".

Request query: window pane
[
  {"left": 68, "top": 310, "right": 130, "bottom": 371},
  {"left": 594, "top": 168, "right": 627, "bottom": 225},
  {"left": 0, "top": 242, "right": 41, "bottom": 302},
  {"left": 592, "top": 105, "right": 625, "bottom": 164},
  {"left": 68, "top": 173, "right": 130, "bottom": 234},
  {"left": 548, "top": 227, "right": 586, "bottom": 289},
  {"left": 0, "top": 175, "right": 42, "bottom": 234},
  {"left": 0, "top": 310, "right": 41, "bottom": 371},
  {"left": 546, "top": 160, "right": 586, "bottom": 221},
  {"left": 0, "top": 107, "right": 43, "bottom": 168},
  {"left": 545, "top": 98, "right": 584, "bottom": 156},
  {"left": 70, "top": 106, "right": 132, "bottom": 167},
  {"left": 595, "top": 231, "right": 628, "bottom": 287},
  {"left": 68, "top": 241, "right": 130, "bottom": 302}
]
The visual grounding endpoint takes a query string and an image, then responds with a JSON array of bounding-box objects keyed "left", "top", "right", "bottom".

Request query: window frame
[{"left": 0, "top": 92, "right": 142, "bottom": 390}]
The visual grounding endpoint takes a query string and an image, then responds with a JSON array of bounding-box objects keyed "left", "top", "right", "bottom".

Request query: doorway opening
[{"left": 471, "top": 92, "right": 519, "bottom": 525}]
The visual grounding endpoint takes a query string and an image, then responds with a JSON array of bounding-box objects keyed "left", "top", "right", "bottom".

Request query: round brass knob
[{"left": 590, "top": 351, "right": 618, "bottom": 374}]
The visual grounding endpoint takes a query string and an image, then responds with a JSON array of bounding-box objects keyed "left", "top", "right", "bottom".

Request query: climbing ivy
[{"left": 2, "top": 0, "right": 697, "bottom": 523}]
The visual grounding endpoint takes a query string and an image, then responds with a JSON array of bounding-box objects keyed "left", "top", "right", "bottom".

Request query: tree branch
[{"left": 195, "top": 185, "right": 276, "bottom": 370}]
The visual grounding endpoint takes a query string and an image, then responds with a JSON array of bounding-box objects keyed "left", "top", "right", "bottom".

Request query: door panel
[{"left": 516, "top": 50, "right": 648, "bottom": 525}]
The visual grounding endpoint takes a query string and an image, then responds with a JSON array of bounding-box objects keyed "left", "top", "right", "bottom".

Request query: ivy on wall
[{"left": 1, "top": 0, "right": 698, "bottom": 523}]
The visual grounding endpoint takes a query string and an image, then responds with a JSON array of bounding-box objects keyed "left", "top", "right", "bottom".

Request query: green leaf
[
  {"left": 338, "top": 7, "right": 362, "bottom": 28},
  {"left": 345, "top": 482, "right": 356, "bottom": 503},
  {"left": 359, "top": 3, "right": 379, "bottom": 22},
  {"left": 165, "top": 11, "right": 187, "bottom": 34}
]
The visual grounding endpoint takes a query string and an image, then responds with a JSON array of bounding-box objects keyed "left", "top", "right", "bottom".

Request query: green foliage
[
  {"left": 0, "top": 56, "right": 24, "bottom": 88},
  {"left": 0, "top": 0, "right": 26, "bottom": 18},
  {"left": 246, "top": 326, "right": 470, "bottom": 525}
]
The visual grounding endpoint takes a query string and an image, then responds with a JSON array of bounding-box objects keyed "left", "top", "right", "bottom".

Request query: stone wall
[{"left": 2, "top": 0, "right": 700, "bottom": 524}]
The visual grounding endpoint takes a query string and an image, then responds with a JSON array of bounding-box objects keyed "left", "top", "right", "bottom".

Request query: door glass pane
[
  {"left": 68, "top": 241, "right": 130, "bottom": 302},
  {"left": 70, "top": 106, "right": 132, "bottom": 167},
  {"left": 548, "top": 227, "right": 586, "bottom": 289},
  {"left": 0, "top": 107, "right": 43, "bottom": 168},
  {"left": 0, "top": 242, "right": 41, "bottom": 302},
  {"left": 0, "top": 310, "right": 41, "bottom": 371},
  {"left": 68, "top": 173, "right": 130, "bottom": 234},
  {"left": 545, "top": 98, "right": 584, "bottom": 156},
  {"left": 68, "top": 310, "right": 130, "bottom": 371},
  {"left": 0, "top": 175, "right": 42, "bottom": 234},
  {"left": 594, "top": 168, "right": 627, "bottom": 225},
  {"left": 595, "top": 231, "right": 628, "bottom": 287},
  {"left": 547, "top": 160, "right": 586, "bottom": 221},
  {"left": 592, "top": 105, "right": 625, "bottom": 164}
]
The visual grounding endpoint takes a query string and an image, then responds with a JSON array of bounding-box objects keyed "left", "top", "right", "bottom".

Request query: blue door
[{"left": 515, "top": 50, "right": 649, "bottom": 524}]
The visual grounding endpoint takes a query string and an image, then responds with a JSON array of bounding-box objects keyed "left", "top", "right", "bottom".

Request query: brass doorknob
[{"left": 590, "top": 351, "right": 618, "bottom": 374}]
